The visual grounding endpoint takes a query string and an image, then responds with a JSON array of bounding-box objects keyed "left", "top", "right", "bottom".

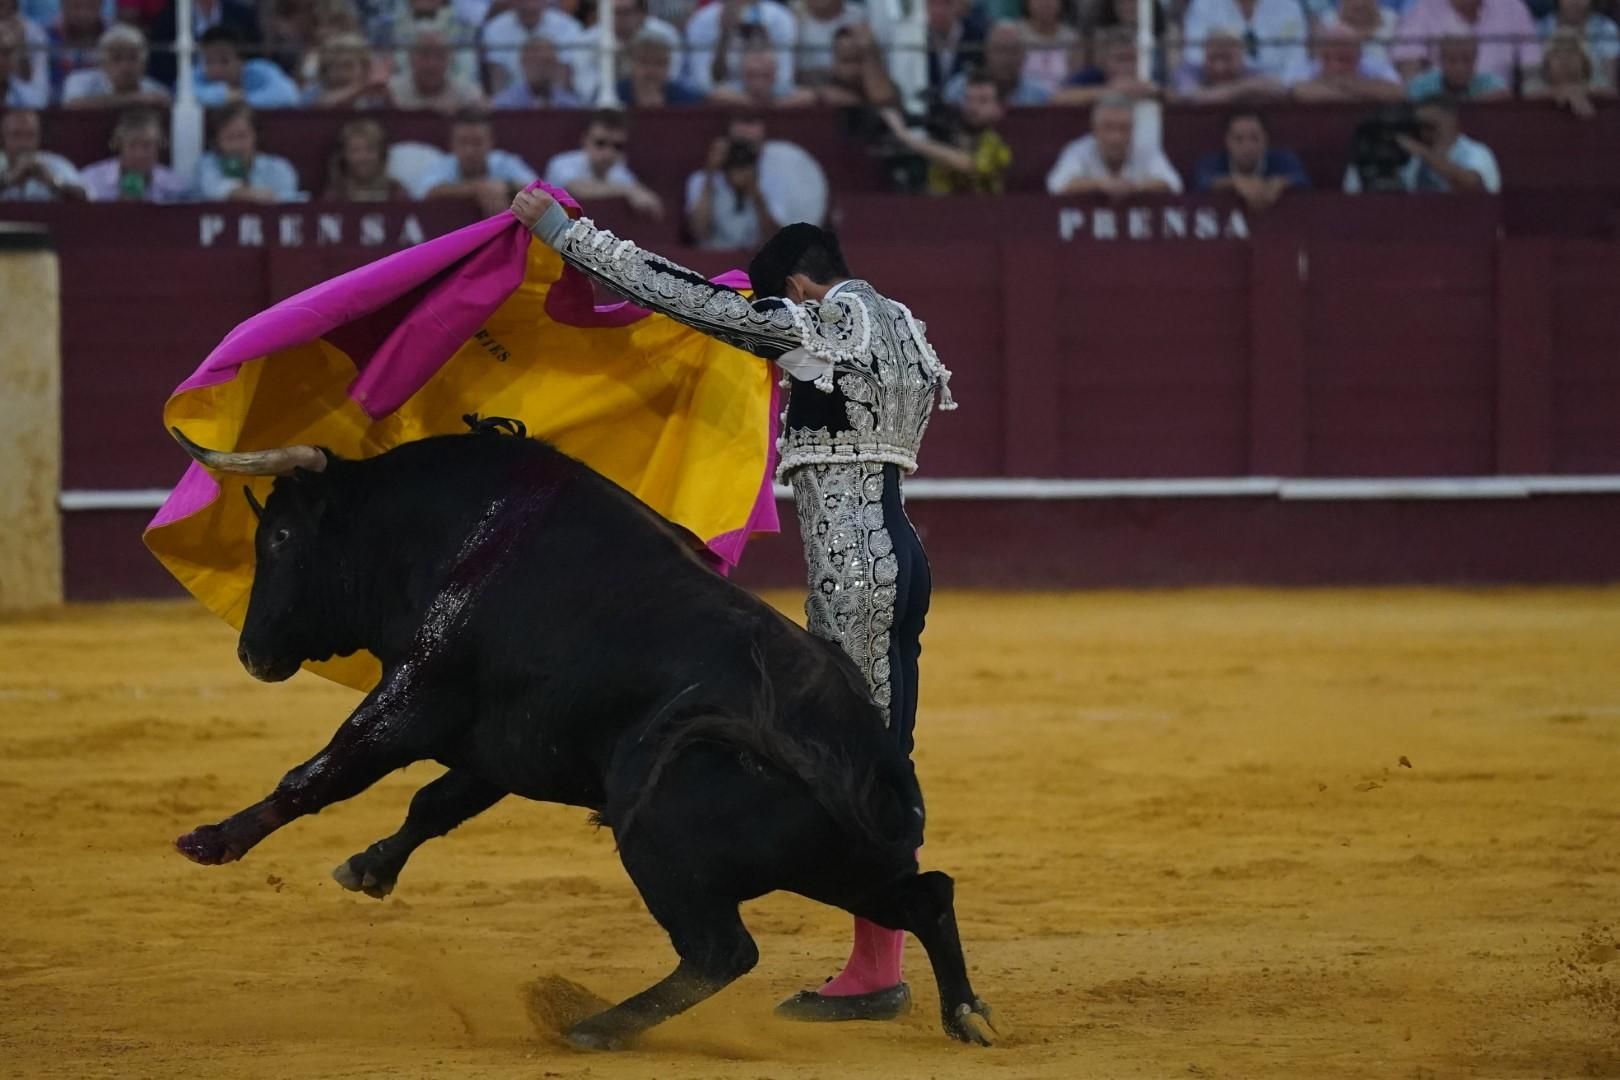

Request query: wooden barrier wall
[{"left": 4, "top": 191, "right": 1618, "bottom": 597}]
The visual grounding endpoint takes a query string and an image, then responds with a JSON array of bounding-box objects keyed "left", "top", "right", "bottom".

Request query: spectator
[
  {"left": 147, "top": 0, "right": 262, "bottom": 86},
  {"left": 1168, "top": 28, "right": 1286, "bottom": 102},
  {"left": 1045, "top": 93, "right": 1183, "bottom": 195},
  {"left": 1058, "top": 26, "right": 1161, "bottom": 103},
  {"left": 1182, "top": 0, "right": 1310, "bottom": 81},
  {"left": 389, "top": 25, "right": 487, "bottom": 110},
  {"left": 685, "top": 0, "right": 797, "bottom": 94},
  {"left": 195, "top": 25, "right": 302, "bottom": 107},
  {"left": 879, "top": 72, "right": 1012, "bottom": 194},
  {"left": 80, "top": 107, "right": 191, "bottom": 201},
  {"left": 62, "top": 24, "right": 170, "bottom": 107},
  {"left": 685, "top": 136, "right": 774, "bottom": 249},
  {"left": 1538, "top": 0, "right": 1618, "bottom": 86},
  {"left": 708, "top": 43, "right": 815, "bottom": 104},
  {"left": 618, "top": 29, "right": 706, "bottom": 105},
  {"left": 322, "top": 116, "right": 407, "bottom": 199},
  {"left": 198, "top": 102, "right": 303, "bottom": 202},
  {"left": 422, "top": 108, "right": 537, "bottom": 213},
  {"left": 1524, "top": 27, "right": 1614, "bottom": 115},
  {"left": 492, "top": 34, "right": 583, "bottom": 106},
  {"left": 45, "top": 0, "right": 107, "bottom": 94},
  {"left": 1287, "top": 24, "right": 1405, "bottom": 100},
  {"left": 1193, "top": 107, "right": 1308, "bottom": 210},
  {"left": 0, "top": 107, "right": 87, "bottom": 199},
  {"left": 719, "top": 109, "right": 827, "bottom": 224},
  {"left": 925, "top": 0, "right": 989, "bottom": 97},
  {"left": 303, "top": 31, "right": 391, "bottom": 107},
  {"left": 1319, "top": 0, "right": 1400, "bottom": 73},
  {"left": 1392, "top": 0, "right": 1540, "bottom": 84},
  {"left": 390, "top": 0, "right": 479, "bottom": 84},
  {"left": 1406, "top": 34, "right": 1511, "bottom": 98},
  {"left": 573, "top": 0, "right": 682, "bottom": 101},
  {"left": 259, "top": 0, "right": 318, "bottom": 77},
  {"left": 1, "top": 21, "right": 44, "bottom": 105},
  {"left": 792, "top": 0, "right": 870, "bottom": 85},
  {"left": 804, "top": 22, "right": 898, "bottom": 105},
  {"left": 0, "top": 0, "right": 49, "bottom": 106},
  {"left": 1090, "top": 0, "right": 1167, "bottom": 45},
  {"left": 1343, "top": 94, "right": 1500, "bottom": 192},
  {"left": 480, "top": 0, "right": 583, "bottom": 97},
  {"left": 944, "top": 21, "right": 1051, "bottom": 104},
  {"left": 543, "top": 108, "right": 663, "bottom": 217},
  {"left": 1017, "top": 0, "right": 1079, "bottom": 96}
]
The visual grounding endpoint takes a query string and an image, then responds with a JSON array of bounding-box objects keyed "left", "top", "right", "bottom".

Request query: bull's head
[{"left": 173, "top": 429, "right": 351, "bottom": 683}]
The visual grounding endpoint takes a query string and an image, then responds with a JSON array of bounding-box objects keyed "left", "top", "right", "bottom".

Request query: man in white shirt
[
  {"left": 1343, "top": 94, "right": 1500, "bottom": 193},
  {"left": 421, "top": 108, "right": 539, "bottom": 212},
  {"left": 685, "top": 135, "right": 776, "bottom": 250},
  {"left": 542, "top": 108, "right": 663, "bottom": 218},
  {"left": 571, "top": 0, "right": 682, "bottom": 101},
  {"left": 389, "top": 26, "right": 488, "bottom": 111},
  {"left": 481, "top": 0, "right": 585, "bottom": 97},
  {"left": 1, "top": 20, "right": 45, "bottom": 106},
  {"left": 684, "top": 0, "right": 796, "bottom": 93},
  {"left": 0, "top": 107, "right": 86, "bottom": 200},
  {"left": 792, "top": 0, "right": 870, "bottom": 84},
  {"left": 1182, "top": 0, "right": 1310, "bottom": 80},
  {"left": 1046, "top": 95, "right": 1184, "bottom": 196},
  {"left": 60, "top": 24, "right": 171, "bottom": 108},
  {"left": 1284, "top": 23, "right": 1405, "bottom": 101}
]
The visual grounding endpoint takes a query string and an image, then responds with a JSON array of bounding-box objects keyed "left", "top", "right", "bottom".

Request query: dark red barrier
[{"left": 9, "top": 191, "right": 1620, "bottom": 597}]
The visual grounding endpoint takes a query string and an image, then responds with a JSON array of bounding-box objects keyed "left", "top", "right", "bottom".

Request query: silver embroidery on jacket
[{"left": 792, "top": 461, "right": 898, "bottom": 723}]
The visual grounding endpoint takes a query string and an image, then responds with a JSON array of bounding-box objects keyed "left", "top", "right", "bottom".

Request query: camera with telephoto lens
[{"left": 1349, "top": 104, "right": 1423, "bottom": 192}]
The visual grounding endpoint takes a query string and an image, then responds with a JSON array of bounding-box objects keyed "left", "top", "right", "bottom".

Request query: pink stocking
[{"left": 818, "top": 916, "right": 905, "bottom": 996}]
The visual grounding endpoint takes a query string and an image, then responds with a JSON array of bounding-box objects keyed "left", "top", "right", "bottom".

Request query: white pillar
[
  {"left": 597, "top": 0, "right": 620, "bottom": 106},
  {"left": 170, "top": 0, "right": 203, "bottom": 182},
  {"left": 1133, "top": 0, "right": 1162, "bottom": 162}
]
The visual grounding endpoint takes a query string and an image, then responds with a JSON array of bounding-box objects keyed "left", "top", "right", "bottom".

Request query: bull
[{"left": 169, "top": 418, "right": 996, "bottom": 1050}]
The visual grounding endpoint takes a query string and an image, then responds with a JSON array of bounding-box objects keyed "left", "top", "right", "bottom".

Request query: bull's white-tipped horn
[{"left": 171, "top": 427, "right": 327, "bottom": 476}]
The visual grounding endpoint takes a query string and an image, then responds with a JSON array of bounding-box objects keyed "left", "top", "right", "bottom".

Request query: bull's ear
[{"left": 242, "top": 485, "right": 265, "bottom": 520}]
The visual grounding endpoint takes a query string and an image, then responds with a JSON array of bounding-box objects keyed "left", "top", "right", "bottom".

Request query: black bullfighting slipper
[{"left": 773, "top": 982, "right": 912, "bottom": 1022}]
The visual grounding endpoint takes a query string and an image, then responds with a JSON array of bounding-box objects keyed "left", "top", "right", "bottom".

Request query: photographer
[
  {"left": 686, "top": 136, "right": 778, "bottom": 250},
  {"left": 1343, "top": 95, "right": 1500, "bottom": 193}
]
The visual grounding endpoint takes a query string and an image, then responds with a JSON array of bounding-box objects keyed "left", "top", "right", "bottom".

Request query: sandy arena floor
[{"left": 1, "top": 590, "right": 1618, "bottom": 1079}]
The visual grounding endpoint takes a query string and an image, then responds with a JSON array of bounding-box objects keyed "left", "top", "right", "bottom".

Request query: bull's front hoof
[
  {"left": 943, "top": 999, "right": 998, "bottom": 1047},
  {"left": 564, "top": 1019, "right": 633, "bottom": 1052},
  {"left": 332, "top": 856, "right": 396, "bottom": 899},
  {"left": 175, "top": 824, "right": 247, "bottom": 866}
]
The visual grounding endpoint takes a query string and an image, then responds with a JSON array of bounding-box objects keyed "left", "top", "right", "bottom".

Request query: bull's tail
[{"left": 610, "top": 651, "right": 923, "bottom": 861}]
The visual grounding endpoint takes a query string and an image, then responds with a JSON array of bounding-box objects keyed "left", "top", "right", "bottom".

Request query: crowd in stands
[{"left": 1, "top": 0, "right": 1615, "bottom": 241}]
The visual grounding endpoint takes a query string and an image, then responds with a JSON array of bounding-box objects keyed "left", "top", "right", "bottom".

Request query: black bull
[{"left": 170, "top": 421, "right": 995, "bottom": 1049}]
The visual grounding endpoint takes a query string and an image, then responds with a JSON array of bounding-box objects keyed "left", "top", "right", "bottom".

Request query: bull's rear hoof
[
  {"left": 332, "top": 857, "right": 395, "bottom": 899},
  {"left": 565, "top": 1020, "right": 633, "bottom": 1051},
  {"left": 774, "top": 982, "right": 912, "bottom": 1023},
  {"left": 943, "top": 999, "right": 998, "bottom": 1047}
]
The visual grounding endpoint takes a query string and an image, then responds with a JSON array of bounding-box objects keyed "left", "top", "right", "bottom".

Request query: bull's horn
[{"left": 171, "top": 427, "right": 327, "bottom": 475}]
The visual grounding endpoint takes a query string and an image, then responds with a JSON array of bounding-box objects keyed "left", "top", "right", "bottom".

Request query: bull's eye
[{"left": 270, "top": 527, "right": 291, "bottom": 549}]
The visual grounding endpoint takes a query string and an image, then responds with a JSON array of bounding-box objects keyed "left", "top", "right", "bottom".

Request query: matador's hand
[{"left": 511, "top": 188, "right": 556, "bottom": 230}]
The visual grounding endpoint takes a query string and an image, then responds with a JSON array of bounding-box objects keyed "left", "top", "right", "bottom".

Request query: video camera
[{"left": 1349, "top": 104, "right": 1423, "bottom": 192}]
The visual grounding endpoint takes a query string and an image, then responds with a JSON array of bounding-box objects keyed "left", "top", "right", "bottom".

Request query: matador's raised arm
[{"left": 528, "top": 203, "right": 867, "bottom": 369}]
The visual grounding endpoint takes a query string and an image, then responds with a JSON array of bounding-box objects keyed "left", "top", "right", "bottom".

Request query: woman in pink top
[{"left": 1392, "top": 0, "right": 1541, "bottom": 84}]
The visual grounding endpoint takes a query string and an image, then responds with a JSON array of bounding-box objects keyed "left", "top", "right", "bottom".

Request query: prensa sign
[{"left": 1058, "top": 205, "right": 1250, "bottom": 242}]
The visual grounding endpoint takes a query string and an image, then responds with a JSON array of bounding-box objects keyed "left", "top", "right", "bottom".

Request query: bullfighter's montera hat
[{"left": 747, "top": 223, "right": 843, "bottom": 301}]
